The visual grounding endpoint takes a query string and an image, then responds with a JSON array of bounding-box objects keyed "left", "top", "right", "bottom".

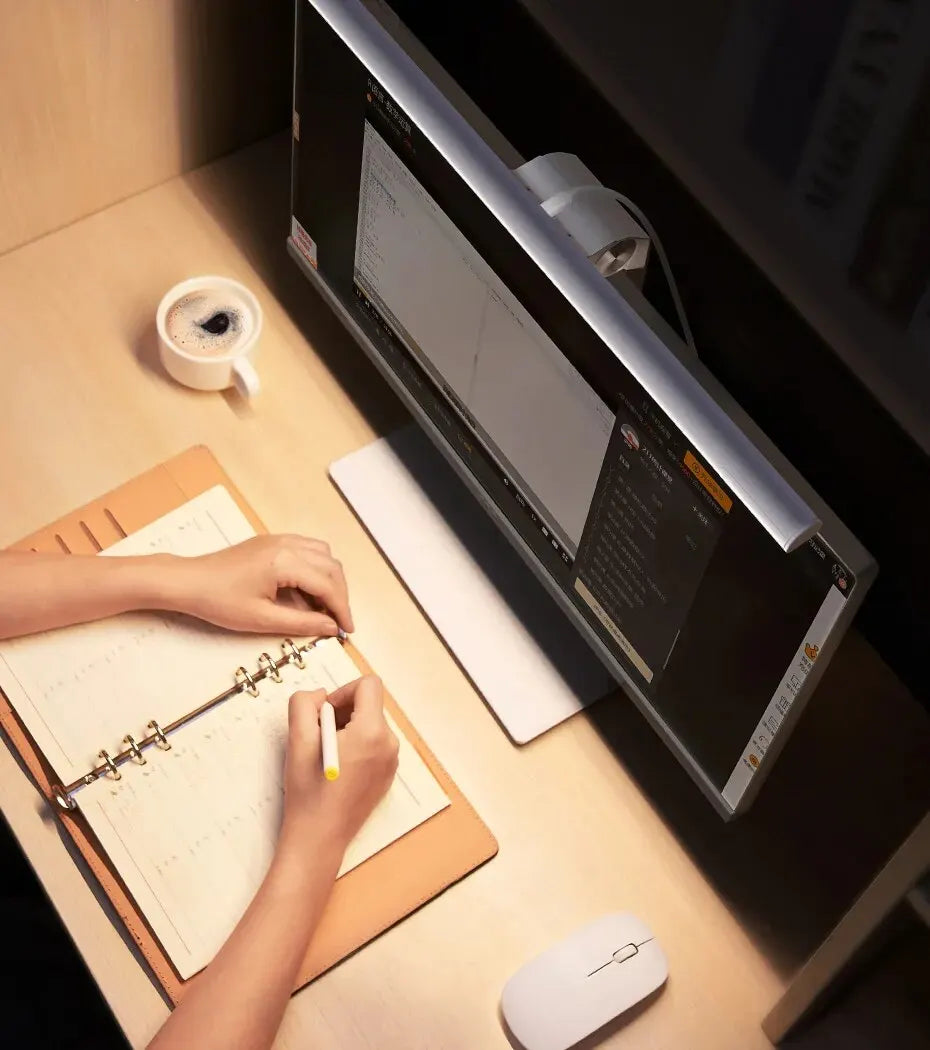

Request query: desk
[{"left": 1, "top": 134, "right": 928, "bottom": 1050}]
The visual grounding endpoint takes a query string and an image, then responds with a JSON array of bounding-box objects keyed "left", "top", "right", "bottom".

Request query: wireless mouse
[{"left": 500, "top": 913, "right": 668, "bottom": 1050}]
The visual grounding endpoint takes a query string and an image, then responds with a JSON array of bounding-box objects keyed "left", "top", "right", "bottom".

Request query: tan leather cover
[{"left": 0, "top": 446, "right": 497, "bottom": 1004}]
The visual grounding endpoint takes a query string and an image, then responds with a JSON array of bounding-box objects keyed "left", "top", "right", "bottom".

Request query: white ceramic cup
[{"left": 156, "top": 276, "right": 262, "bottom": 397}]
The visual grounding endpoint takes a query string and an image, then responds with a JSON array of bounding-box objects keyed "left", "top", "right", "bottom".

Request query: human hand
[
  {"left": 279, "top": 676, "right": 399, "bottom": 862},
  {"left": 165, "top": 534, "right": 354, "bottom": 637}
]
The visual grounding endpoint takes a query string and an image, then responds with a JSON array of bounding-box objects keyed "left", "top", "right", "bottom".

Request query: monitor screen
[
  {"left": 290, "top": 0, "right": 868, "bottom": 813},
  {"left": 378, "top": 0, "right": 930, "bottom": 715}
]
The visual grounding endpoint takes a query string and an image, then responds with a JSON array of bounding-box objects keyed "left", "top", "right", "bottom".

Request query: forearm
[
  {"left": 148, "top": 833, "right": 343, "bottom": 1050},
  {"left": 0, "top": 551, "right": 186, "bottom": 640}
]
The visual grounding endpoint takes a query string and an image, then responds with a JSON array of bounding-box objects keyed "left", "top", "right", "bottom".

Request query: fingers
[
  {"left": 349, "top": 675, "right": 385, "bottom": 725},
  {"left": 251, "top": 602, "right": 339, "bottom": 638},
  {"left": 327, "top": 675, "right": 385, "bottom": 730},
  {"left": 277, "top": 545, "right": 354, "bottom": 633},
  {"left": 287, "top": 689, "right": 326, "bottom": 749},
  {"left": 300, "top": 538, "right": 331, "bottom": 556},
  {"left": 291, "top": 564, "right": 351, "bottom": 631},
  {"left": 279, "top": 535, "right": 330, "bottom": 557}
]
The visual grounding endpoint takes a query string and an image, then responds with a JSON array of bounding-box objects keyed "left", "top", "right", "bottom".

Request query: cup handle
[{"left": 232, "top": 358, "right": 260, "bottom": 398}]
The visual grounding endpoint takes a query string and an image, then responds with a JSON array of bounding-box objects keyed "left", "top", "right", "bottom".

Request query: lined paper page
[
  {"left": 0, "top": 486, "right": 296, "bottom": 784},
  {"left": 81, "top": 638, "right": 449, "bottom": 979}
]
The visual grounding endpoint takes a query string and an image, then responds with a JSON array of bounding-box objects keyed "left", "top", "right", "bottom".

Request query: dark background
[{"left": 387, "top": 0, "right": 930, "bottom": 714}]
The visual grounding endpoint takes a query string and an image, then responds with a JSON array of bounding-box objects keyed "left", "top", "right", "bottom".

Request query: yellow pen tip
[{"left": 324, "top": 768, "right": 340, "bottom": 781}]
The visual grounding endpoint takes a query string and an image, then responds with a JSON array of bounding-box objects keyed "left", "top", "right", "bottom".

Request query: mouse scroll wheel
[{"left": 612, "top": 943, "right": 638, "bottom": 964}]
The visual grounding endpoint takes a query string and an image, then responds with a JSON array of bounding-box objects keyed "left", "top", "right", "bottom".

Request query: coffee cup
[{"left": 156, "top": 276, "right": 262, "bottom": 396}]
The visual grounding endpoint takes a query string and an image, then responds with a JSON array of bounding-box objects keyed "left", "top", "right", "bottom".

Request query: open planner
[{"left": 0, "top": 447, "right": 496, "bottom": 1001}]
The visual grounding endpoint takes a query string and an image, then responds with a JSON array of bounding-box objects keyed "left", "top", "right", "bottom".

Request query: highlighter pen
[{"left": 320, "top": 701, "right": 340, "bottom": 781}]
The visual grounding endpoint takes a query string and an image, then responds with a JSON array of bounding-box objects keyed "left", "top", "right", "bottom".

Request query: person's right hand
[{"left": 280, "top": 675, "right": 399, "bottom": 862}]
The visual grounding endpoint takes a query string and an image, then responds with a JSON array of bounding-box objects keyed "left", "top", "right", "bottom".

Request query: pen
[{"left": 320, "top": 700, "right": 340, "bottom": 781}]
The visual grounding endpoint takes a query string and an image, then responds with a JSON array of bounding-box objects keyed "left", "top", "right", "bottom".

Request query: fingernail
[{"left": 322, "top": 618, "right": 338, "bottom": 635}]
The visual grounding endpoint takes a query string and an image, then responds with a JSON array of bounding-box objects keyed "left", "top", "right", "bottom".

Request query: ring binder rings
[
  {"left": 235, "top": 664, "right": 260, "bottom": 697},
  {"left": 0, "top": 446, "right": 497, "bottom": 1002},
  {"left": 51, "top": 636, "right": 337, "bottom": 808},
  {"left": 123, "top": 734, "right": 146, "bottom": 764},
  {"left": 259, "top": 651, "right": 283, "bottom": 682},
  {"left": 98, "top": 749, "right": 121, "bottom": 782},
  {"left": 283, "top": 638, "right": 306, "bottom": 668},
  {"left": 148, "top": 719, "right": 171, "bottom": 750}
]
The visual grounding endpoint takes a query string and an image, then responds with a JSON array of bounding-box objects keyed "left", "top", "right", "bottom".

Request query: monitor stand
[{"left": 329, "top": 424, "right": 614, "bottom": 743}]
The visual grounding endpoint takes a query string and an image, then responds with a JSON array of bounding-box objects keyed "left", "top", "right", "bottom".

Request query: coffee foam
[{"left": 165, "top": 290, "right": 254, "bottom": 357}]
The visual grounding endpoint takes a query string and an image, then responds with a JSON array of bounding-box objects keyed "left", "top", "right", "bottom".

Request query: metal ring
[
  {"left": 281, "top": 639, "right": 305, "bottom": 669},
  {"left": 123, "top": 734, "right": 146, "bottom": 764},
  {"left": 52, "top": 784, "right": 77, "bottom": 811},
  {"left": 98, "top": 749, "right": 121, "bottom": 780},
  {"left": 235, "top": 666, "right": 260, "bottom": 697},
  {"left": 258, "top": 652, "right": 283, "bottom": 683},
  {"left": 148, "top": 720, "right": 171, "bottom": 750}
]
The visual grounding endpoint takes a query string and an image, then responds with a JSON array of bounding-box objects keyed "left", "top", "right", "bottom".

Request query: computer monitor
[{"left": 288, "top": 0, "right": 875, "bottom": 816}]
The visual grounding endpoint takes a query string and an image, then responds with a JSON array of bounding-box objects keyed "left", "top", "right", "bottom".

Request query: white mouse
[{"left": 500, "top": 913, "right": 668, "bottom": 1050}]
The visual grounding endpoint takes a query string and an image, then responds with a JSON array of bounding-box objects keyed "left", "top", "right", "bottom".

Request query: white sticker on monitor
[{"left": 291, "top": 216, "right": 317, "bottom": 269}]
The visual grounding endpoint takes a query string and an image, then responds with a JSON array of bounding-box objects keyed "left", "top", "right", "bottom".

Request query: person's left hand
[{"left": 164, "top": 534, "right": 354, "bottom": 637}]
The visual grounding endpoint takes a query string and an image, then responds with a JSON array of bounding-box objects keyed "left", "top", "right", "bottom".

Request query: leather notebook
[{"left": 0, "top": 446, "right": 497, "bottom": 1003}]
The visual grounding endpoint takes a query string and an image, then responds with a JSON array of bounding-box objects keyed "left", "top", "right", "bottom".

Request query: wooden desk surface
[{"left": 1, "top": 135, "right": 928, "bottom": 1050}]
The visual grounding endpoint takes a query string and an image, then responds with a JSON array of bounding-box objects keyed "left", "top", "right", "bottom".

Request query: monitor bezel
[{"left": 289, "top": 0, "right": 872, "bottom": 817}]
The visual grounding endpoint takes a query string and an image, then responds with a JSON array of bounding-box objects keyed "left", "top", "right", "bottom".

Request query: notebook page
[
  {"left": 0, "top": 486, "right": 304, "bottom": 785},
  {"left": 80, "top": 638, "right": 450, "bottom": 979}
]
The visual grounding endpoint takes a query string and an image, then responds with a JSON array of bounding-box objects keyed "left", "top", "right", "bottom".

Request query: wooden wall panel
[{"left": 0, "top": 0, "right": 291, "bottom": 255}]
